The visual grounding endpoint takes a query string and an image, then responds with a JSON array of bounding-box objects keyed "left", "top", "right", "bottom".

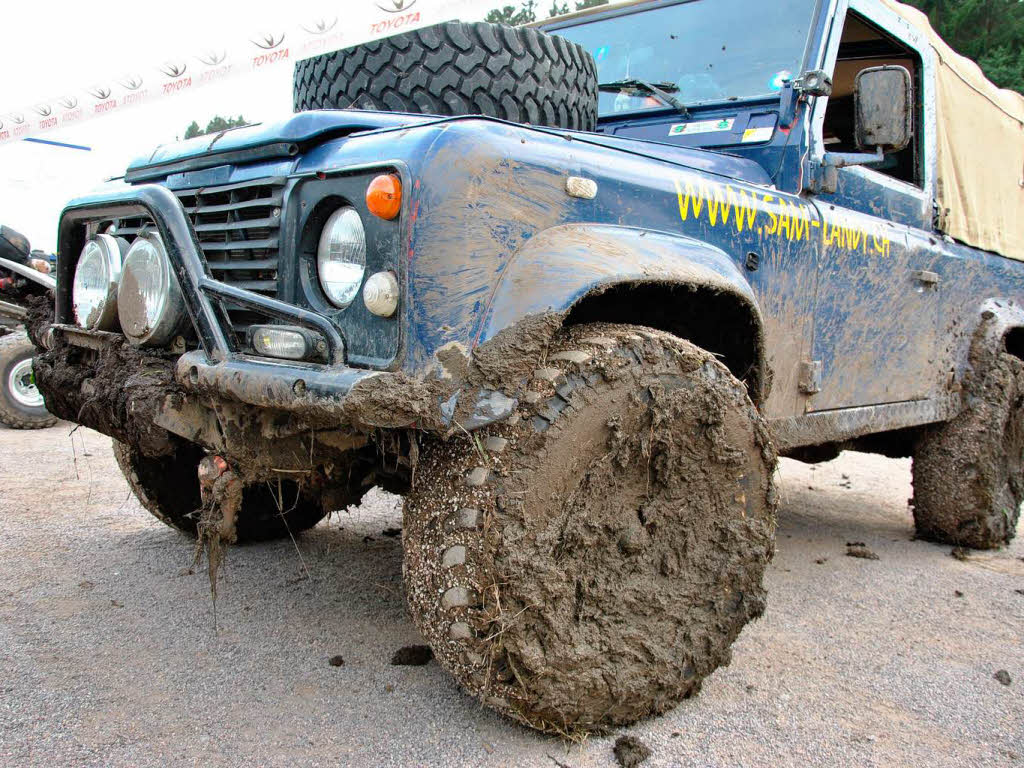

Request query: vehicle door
[{"left": 803, "top": 0, "right": 943, "bottom": 412}]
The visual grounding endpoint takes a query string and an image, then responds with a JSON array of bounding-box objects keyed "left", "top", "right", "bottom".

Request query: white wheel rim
[{"left": 8, "top": 358, "right": 45, "bottom": 409}]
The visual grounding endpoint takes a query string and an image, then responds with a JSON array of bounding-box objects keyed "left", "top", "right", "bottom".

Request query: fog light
[
  {"left": 362, "top": 271, "right": 399, "bottom": 317},
  {"left": 249, "top": 325, "right": 328, "bottom": 362},
  {"left": 117, "top": 232, "right": 187, "bottom": 346},
  {"left": 73, "top": 233, "right": 126, "bottom": 330}
]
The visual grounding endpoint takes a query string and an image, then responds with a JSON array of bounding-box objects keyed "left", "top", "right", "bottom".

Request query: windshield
[{"left": 552, "top": 0, "right": 818, "bottom": 115}]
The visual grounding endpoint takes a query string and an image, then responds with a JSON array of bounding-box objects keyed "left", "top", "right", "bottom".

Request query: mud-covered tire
[
  {"left": 0, "top": 331, "right": 57, "bottom": 430},
  {"left": 402, "top": 323, "right": 778, "bottom": 732},
  {"left": 113, "top": 441, "right": 332, "bottom": 542},
  {"left": 912, "top": 350, "right": 1024, "bottom": 549},
  {"left": 293, "top": 21, "right": 598, "bottom": 131}
]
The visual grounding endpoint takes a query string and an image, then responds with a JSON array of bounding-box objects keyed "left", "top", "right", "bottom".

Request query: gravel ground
[{"left": 1, "top": 423, "right": 1021, "bottom": 767}]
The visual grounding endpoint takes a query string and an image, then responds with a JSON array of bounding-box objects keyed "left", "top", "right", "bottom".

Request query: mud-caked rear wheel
[
  {"left": 403, "top": 324, "right": 778, "bottom": 732},
  {"left": 113, "top": 441, "right": 334, "bottom": 542},
  {"left": 912, "top": 348, "right": 1024, "bottom": 549}
]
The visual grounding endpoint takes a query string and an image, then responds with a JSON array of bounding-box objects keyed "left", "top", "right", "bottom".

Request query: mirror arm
[
  {"left": 805, "top": 147, "right": 885, "bottom": 195},
  {"left": 823, "top": 146, "right": 885, "bottom": 169}
]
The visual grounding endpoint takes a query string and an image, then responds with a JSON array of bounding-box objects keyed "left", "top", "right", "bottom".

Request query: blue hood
[
  {"left": 126, "top": 109, "right": 772, "bottom": 189},
  {"left": 126, "top": 110, "right": 436, "bottom": 181}
]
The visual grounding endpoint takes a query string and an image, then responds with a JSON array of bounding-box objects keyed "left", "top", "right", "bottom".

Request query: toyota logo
[
  {"left": 251, "top": 32, "right": 285, "bottom": 49},
  {"left": 302, "top": 18, "right": 338, "bottom": 34},
  {"left": 197, "top": 50, "right": 227, "bottom": 66},
  {"left": 119, "top": 75, "right": 144, "bottom": 90},
  {"left": 377, "top": 0, "right": 417, "bottom": 11},
  {"left": 159, "top": 61, "right": 188, "bottom": 78}
]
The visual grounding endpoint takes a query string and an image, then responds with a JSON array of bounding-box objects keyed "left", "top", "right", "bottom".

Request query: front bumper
[{"left": 54, "top": 183, "right": 382, "bottom": 411}]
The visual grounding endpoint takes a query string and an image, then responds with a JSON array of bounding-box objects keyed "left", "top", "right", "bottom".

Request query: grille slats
[
  {"left": 209, "top": 258, "right": 279, "bottom": 271},
  {"left": 110, "top": 178, "right": 285, "bottom": 341},
  {"left": 185, "top": 195, "right": 283, "bottom": 216},
  {"left": 198, "top": 237, "right": 280, "bottom": 251}
]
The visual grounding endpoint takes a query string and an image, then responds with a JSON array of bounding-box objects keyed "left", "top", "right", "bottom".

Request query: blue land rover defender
[{"left": 32, "top": 0, "right": 1024, "bottom": 732}]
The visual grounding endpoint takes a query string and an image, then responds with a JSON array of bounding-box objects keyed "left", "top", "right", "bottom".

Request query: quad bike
[{"left": 0, "top": 225, "right": 57, "bottom": 429}]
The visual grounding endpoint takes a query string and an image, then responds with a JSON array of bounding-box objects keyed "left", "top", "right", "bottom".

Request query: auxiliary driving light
[
  {"left": 72, "top": 233, "right": 126, "bottom": 330},
  {"left": 317, "top": 206, "right": 366, "bottom": 309},
  {"left": 362, "top": 270, "right": 399, "bottom": 317},
  {"left": 117, "top": 231, "right": 188, "bottom": 347},
  {"left": 249, "top": 325, "right": 327, "bottom": 362}
]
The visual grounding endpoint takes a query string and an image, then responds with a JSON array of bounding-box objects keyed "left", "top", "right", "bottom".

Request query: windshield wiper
[{"left": 597, "top": 78, "right": 690, "bottom": 117}]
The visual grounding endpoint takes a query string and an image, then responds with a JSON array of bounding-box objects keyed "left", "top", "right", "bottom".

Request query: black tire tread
[
  {"left": 293, "top": 21, "right": 597, "bottom": 131},
  {"left": 113, "top": 440, "right": 330, "bottom": 543}
]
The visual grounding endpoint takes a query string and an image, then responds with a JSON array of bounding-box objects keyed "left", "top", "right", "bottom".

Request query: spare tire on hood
[{"left": 293, "top": 21, "right": 598, "bottom": 132}]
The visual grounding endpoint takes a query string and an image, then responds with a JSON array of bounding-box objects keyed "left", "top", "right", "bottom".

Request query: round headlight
[
  {"left": 73, "top": 234, "right": 125, "bottom": 330},
  {"left": 317, "top": 206, "right": 366, "bottom": 308},
  {"left": 117, "top": 232, "right": 187, "bottom": 346}
]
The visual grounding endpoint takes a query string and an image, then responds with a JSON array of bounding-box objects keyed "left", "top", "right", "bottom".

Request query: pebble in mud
[
  {"left": 994, "top": 670, "right": 1012, "bottom": 686},
  {"left": 328, "top": 655, "right": 345, "bottom": 667},
  {"left": 613, "top": 735, "right": 652, "bottom": 767}
]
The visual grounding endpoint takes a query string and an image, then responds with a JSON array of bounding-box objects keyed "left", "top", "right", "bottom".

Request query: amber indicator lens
[{"left": 365, "top": 174, "right": 402, "bottom": 220}]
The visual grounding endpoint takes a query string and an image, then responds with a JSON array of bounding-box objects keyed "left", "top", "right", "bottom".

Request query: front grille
[{"left": 114, "top": 177, "right": 286, "bottom": 339}]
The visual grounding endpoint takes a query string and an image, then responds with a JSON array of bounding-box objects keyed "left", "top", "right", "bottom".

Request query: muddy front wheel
[
  {"left": 113, "top": 441, "right": 333, "bottom": 542},
  {"left": 402, "top": 324, "right": 777, "bottom": 732}
]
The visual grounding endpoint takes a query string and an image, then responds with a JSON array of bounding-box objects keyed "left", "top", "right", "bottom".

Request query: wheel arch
[
  {"left": 477, "top": 224, "right": 768, "bottom": 405},
  {"left": 968, "top": 299, "right": 1024, "bottom": 368}
]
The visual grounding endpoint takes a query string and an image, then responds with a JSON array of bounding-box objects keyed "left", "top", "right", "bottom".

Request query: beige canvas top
[{"left": 880, "top": 0, "right": 1024, "bottom": 260}]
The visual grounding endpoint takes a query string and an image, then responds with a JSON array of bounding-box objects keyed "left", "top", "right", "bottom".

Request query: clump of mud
[
  {"left": 846, "top": 542, "right": 879, "bottom": 560},
  {"left": 391, "top": 645, "right": 433, "bottom": 666},
  {"left": 193, "top": 456, "right": 242, "bottom": 616},
  {"left": 613, "top": 735, "right": 651, "bottom": 767},
  {"left": 33, "top": 335, "right": 181, "bottom": 458},
  {"left": 994, "top": 670, "right": 1012, "bottom": 686}
]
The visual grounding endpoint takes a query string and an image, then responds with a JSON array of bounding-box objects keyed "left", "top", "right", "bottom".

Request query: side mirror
[{"left": 854, "top": 65, "right": 913, "bottom": 152}]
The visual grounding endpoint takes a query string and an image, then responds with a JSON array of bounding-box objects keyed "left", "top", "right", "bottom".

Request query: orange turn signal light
[{"left": 366, "top": 174, "right": 402, "bottom": 220}]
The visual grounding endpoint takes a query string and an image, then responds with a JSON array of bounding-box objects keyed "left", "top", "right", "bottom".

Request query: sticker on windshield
[
  {"left": 769, "top": 70, "right": 791, "bottom": 91},
  {"left": 669, "top": 118, "right": 734, "bottom": 137},
  {"left": 593, "top": 46, "right": 609, "bottom": 63},
  {"left": 742, "top": 126, "right": 774, "bottom": 143}
]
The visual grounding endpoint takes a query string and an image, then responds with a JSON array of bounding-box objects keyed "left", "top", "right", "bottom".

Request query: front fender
[
  {"left": 480, "top": 224, "right": 760, "bottom": 338},
  {"left": 477, "top": 223, "right": 766, "bottom": 401}
]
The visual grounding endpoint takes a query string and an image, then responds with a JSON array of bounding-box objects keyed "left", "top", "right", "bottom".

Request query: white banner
[{"left": 0, "top": 0, "right": 481, "bottom": 146}]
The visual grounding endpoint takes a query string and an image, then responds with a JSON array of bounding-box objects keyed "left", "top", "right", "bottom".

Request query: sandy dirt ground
[{"left": 0, "top": 422, "right": 1021, "bottom": 767}]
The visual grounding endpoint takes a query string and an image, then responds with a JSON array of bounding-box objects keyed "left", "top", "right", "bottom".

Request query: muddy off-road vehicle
[
  {"left": 31, "top": 0, "right": 1024, "bottom": 732},
  {"left": 0, "top": 225, "right": 57, "bottom": 429}
]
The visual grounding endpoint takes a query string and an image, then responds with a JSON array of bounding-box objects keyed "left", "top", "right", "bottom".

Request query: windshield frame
[{"left": 542, "top": 0, "right": 826, "bottom": 119}]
